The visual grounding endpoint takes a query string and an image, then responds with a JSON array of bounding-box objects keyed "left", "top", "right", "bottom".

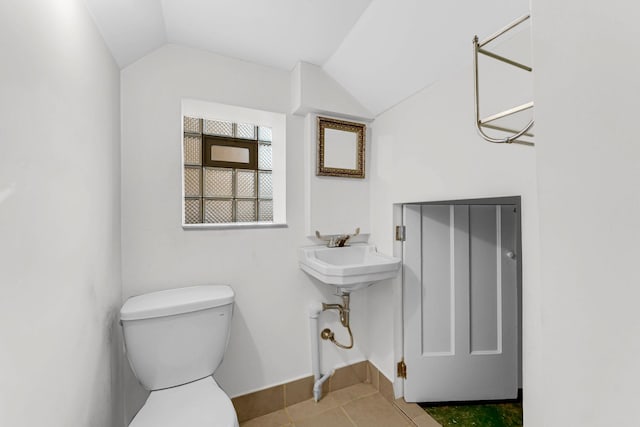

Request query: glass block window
[
  {"left": 183, "top": 116, "right": 273, "bottom": 224},
  {"left": 203, "top": 119, "right": 233, "bottom": 137},
  {"left": 236, "top": 123, "right": 257, "bottom": 140}
]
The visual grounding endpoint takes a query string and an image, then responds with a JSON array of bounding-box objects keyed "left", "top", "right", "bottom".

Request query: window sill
[{"left": 182, "top": 222, "right": 288, "bottom": 231}]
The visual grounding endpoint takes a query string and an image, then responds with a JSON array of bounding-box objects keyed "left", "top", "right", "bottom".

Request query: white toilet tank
[{"left": 120, "top": 285, "right": 234, "bottom": 391}]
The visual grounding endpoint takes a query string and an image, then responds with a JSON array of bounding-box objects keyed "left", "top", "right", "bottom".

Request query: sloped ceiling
[
  {"left": 85, "top": 0, "right": 372, "bottom": 70},
  {"left": 85, "top": 0, "right": 529, "bottom": 116},
  {"left": 323, "top": 0, "right": 530, "bottom": 116}
]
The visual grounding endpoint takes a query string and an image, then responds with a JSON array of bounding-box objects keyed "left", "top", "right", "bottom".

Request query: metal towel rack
[{"left": 473, "top": 14, "right": 534, "bottom": 146}]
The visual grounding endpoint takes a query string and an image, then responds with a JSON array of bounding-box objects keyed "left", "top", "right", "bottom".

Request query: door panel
[
  {"left": 403, "top": 204, "right": 518, "bottom": 402},
  {"left": 420, "top": 205, "right": 454, "bottom": 355},
  {"left": 470, "top": 205, "right": 500, "bottom": 354}
]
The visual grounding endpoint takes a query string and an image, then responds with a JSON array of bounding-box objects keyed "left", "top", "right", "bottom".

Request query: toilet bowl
[
  {"left": 128, "top": 377, "right": 236, "bottom": 426},
  {"left": 120, "top": 285, "right": 238, "bottom": 427}
]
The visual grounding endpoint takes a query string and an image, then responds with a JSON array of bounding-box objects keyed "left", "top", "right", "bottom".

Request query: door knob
[{"left": 506, "top": 250, "right": 517, "bottom": 260}]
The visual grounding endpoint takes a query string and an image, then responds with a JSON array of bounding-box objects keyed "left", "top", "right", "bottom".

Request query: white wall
[
  {"left": 291, "top": 62, "right": 373, "bottom": 120},
  {"left": 304, "top": 113, "right": 372, "bottom": 237},
  {"left": 367, "top": 30, "right": 541, "bottom": 418},
  {"left": 0, "top": 1, "right": 122, "bottom": 426},
  {"left": 289, "top": 62, "right": 373, "bottom": 237},
  {"left": 121, "top": 44, "right": 369, "bottom": 421},
  {"left": 532, "top": 1, "right": 640, "bottom": 425}
]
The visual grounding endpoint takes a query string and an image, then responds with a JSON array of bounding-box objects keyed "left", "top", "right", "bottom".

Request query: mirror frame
[{"left": 317, "top": 116, "right": 366, "bottom": 178}]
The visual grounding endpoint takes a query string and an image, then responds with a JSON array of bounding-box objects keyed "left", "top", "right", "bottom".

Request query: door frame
[{"left": 393, "top": 196, "right": 523, "bottom": 400}]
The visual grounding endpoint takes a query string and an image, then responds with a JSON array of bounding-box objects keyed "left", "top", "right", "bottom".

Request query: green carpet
[{"left": 421, "top": 401, "right": 522, "bottom": 427}]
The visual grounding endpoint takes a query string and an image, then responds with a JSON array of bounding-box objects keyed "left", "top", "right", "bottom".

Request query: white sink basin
[{"left": 298, "top": 244, "right": 401, "bottom": 292}]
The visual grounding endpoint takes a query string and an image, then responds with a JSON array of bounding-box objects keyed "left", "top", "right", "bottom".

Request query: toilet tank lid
[{"left": 120, "top": 285, "right": 234, "bottom": 321}]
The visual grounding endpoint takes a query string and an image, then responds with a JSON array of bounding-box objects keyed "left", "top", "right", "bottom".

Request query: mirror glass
[
  {"left": 317, "top": 117, "right": 365, "bottom": 178},
  {"left": 324, "top": 128, "right": 357, "bottom": 169}
]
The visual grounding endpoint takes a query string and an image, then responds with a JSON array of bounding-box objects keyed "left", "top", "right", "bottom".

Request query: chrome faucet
[
  {"left": 329, "top": 235, "right": 351, "bottom": 248},
  {"left": 315, "top": 228, "right": 360, "bottom": 248}
]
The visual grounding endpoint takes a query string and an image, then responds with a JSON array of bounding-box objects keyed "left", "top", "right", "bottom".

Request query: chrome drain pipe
[{"left": 321, "top": 292, "right": 353, "bottom": 349}]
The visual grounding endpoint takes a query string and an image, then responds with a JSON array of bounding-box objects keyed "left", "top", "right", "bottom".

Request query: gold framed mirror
[{"left": 317, "top": 116, "right": 365, "bottom": 178}]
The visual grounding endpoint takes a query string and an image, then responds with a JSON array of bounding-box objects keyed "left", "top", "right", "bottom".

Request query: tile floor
[{"left": 239, "top": 383, "right": 441, "bottom": 427}]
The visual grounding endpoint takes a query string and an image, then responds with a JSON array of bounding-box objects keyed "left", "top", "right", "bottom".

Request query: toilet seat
[{"left": 130, "top": 377, "right": 238, "bottom": 427}]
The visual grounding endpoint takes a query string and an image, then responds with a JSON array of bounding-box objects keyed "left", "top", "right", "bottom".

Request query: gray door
[{"left": 403, "top": 204, "right": 518, "bottom": 402}]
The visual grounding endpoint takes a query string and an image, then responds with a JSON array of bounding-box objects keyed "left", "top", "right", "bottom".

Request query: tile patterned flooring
[{"left": 239, "top": 383, "right": 441, "bottom": 427}]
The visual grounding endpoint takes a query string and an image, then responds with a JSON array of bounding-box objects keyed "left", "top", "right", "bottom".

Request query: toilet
[{"left": 120, "top": 285, "right": 239, "bottom": 427}]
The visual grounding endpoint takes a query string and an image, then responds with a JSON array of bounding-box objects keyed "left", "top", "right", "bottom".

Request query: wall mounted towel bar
[{"left": 473, "top": 14, "right": 534, "bottom": 146}]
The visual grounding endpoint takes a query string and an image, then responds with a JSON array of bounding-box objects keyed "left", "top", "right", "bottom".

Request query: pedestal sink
[{"left": 298, "top": 244, "right": 401, "bottom": 292}]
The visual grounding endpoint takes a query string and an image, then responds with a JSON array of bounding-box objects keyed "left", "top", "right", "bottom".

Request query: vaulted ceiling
[{"left": 85, "top": 0, "right": 529, "bottom": 116}]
